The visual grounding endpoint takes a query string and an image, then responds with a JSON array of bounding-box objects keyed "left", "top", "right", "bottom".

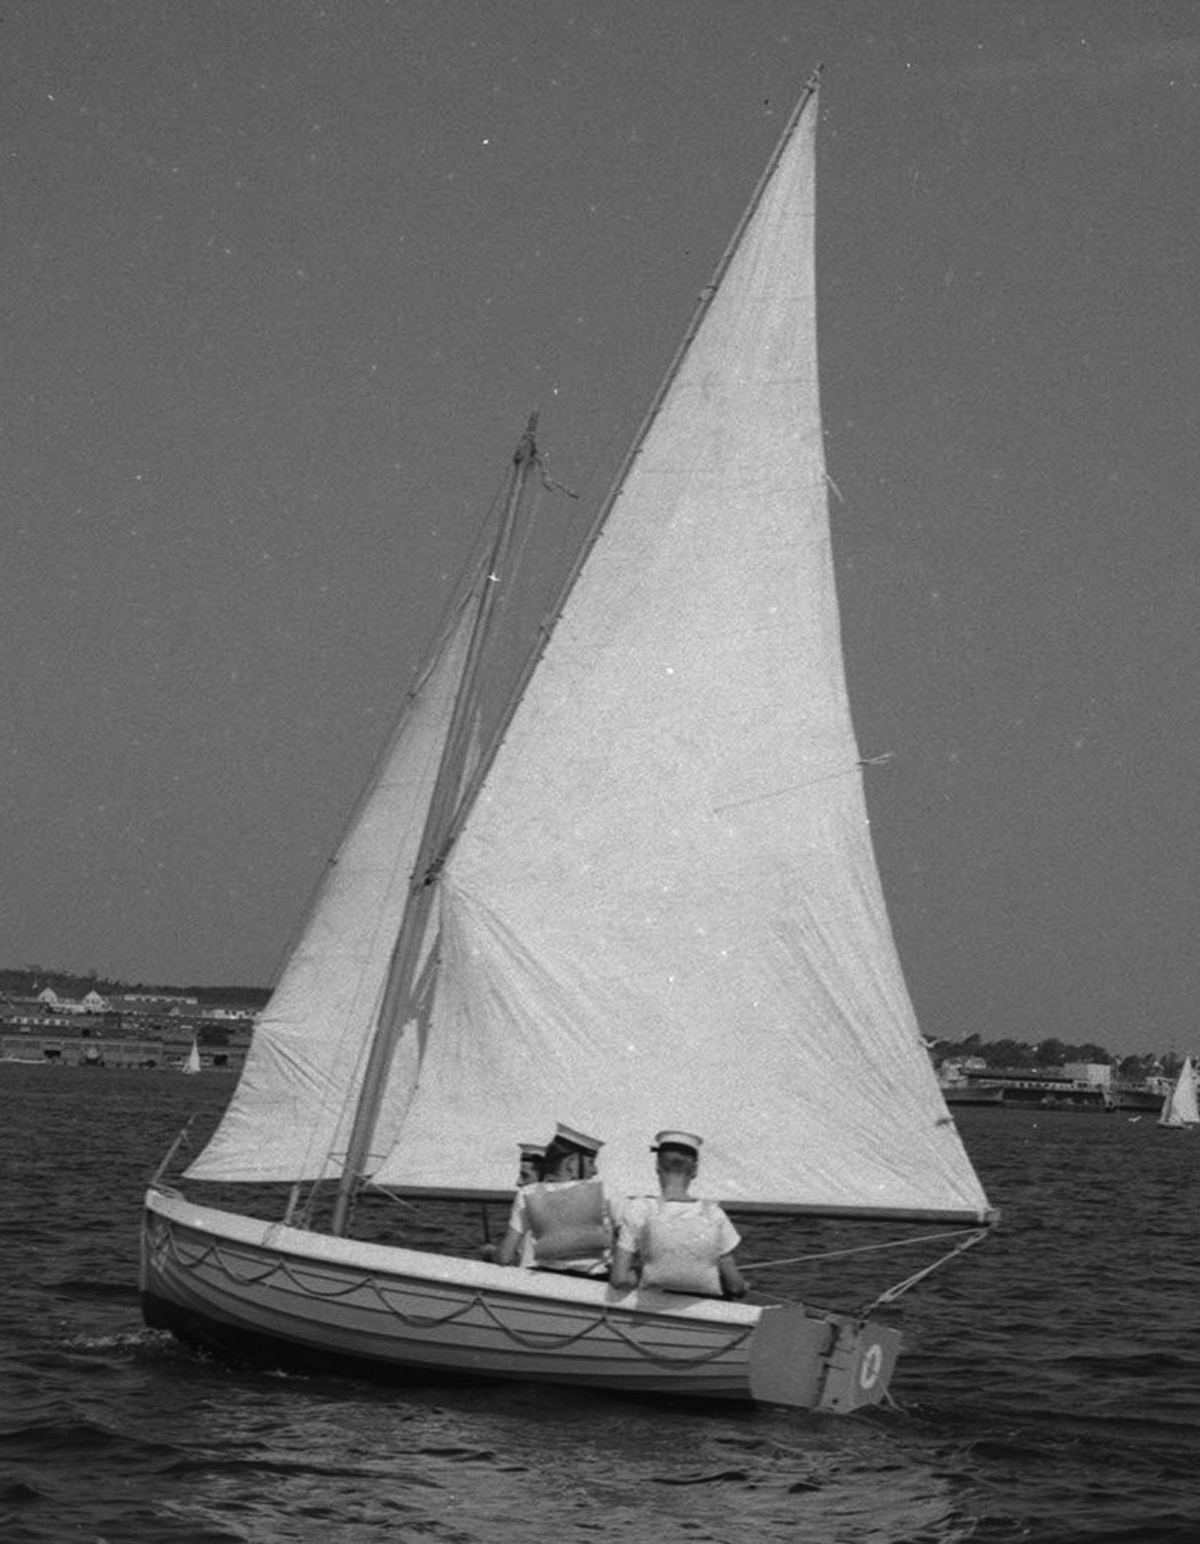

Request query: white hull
[{"left": 141, "top": 1188, "right": 899, "bottom": 1413}]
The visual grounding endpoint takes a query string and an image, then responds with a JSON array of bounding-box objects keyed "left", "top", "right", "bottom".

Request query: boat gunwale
[{"left": 143, "top": 1186, "right": 769, "bottom": 1327}]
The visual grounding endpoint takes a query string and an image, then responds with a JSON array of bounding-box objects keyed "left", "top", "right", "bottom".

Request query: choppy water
[{"left": 2, "top": 1064, "right": 1197, "bottom": 1542}]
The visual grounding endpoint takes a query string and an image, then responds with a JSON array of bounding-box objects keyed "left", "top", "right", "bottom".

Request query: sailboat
[
  {"left": 1158, "top": 1057, "right": 1198, "bottom": 1128},
  {"left": 181, "top": 1038, "right": 201, "bottom": 1075},
  {"left": 141, "top": 78, "right": 995, "bottom": 1413}
]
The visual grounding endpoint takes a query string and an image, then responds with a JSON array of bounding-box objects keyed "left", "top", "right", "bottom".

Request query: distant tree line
[{"left": 933, "top": 1033, "right": 1185, "bottom": 1081}]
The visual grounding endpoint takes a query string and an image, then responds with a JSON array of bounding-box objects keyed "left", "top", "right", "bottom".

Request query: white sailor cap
[
  {"left": 553, "top": 1122, "right": 604, "bottom": 1155},
  {"left": 651, "top": 1130, "right": 703, "bottom": 1155}
]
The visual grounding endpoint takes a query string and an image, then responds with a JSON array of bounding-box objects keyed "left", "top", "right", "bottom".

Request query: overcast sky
[{"left": 3, "top": 1, "right": 1198, "bottom": 1057}]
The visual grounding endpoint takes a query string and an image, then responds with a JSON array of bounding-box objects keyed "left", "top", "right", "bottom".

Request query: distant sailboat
[
  {"left": 141, "top": 76, "right": 995, "bottom": 1412},
  {"left": 181, "top": 1039, "right": 201, "bottom": 1076},
  {"left": 1158, "top": 1057, "right": 1198, "bottom": 1128}
]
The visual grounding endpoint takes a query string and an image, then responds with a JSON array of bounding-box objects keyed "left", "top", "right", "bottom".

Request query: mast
[{"left": 331, "top": 414, "right": 541, "bottom": 1235}]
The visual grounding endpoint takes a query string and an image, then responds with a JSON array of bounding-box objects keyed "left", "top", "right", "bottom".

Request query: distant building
[
  {"left": 1064, "top": 1062, "right": 1112, "bottom": 1089},
  {"left": 35, "top": 987, "right": 114, "bottom": 1014},
  {"left": 938, "top": 1056, "right": 987, "bottom": 1083},
  {"left": 938, "top": 1064, "right": 1107, "bottom": 1109}
]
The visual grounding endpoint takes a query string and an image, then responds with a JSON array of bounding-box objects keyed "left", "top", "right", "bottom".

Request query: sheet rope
[
  {"left": 857, "top": 1227, "right": 991, "bottom": 1314},
  {"left": 742, "top": 1225, "right": 992, "bottom": 1315},
  {"left": 740, "top": 1224, "right": 987, "bottom": 1274}
]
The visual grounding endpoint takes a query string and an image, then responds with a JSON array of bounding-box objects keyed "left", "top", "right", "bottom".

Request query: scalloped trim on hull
[{"left": 140, "top": 1188, "right": 900, "bottom": 1413}]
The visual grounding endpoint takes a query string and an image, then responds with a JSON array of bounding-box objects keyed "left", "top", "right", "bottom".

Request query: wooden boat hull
[{"left": 141, "top": 1188, "right": 899, "bottom": 1413}]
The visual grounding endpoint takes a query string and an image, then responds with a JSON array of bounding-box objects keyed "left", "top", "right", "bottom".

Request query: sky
[{"left": 2, "top": 1, "right": 1198, "bottom": 1058}]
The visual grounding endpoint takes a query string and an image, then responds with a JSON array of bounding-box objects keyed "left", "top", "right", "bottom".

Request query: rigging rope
[
  {"left": 740, "top": 1224, "right": 985, "bottom": 1274},
  {"left": 740, "top": 1224, "right": 992, "bottom": 1317},
  {"left": 857, "top": 1227, "right": 990, "bottom": 1315}
]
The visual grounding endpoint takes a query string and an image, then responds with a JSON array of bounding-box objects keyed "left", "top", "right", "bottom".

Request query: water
[{"left": 2, "top": 1065, "right": 1197, "bottom": 1542}]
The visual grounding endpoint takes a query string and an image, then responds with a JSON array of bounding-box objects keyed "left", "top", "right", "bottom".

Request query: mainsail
[{"left": 190, "top": 88, "right": 990, "bottom": 1223}]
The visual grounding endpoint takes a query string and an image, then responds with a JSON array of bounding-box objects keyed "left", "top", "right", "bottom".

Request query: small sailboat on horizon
[
  {"left": 141, "top": 76, "right": 995, "bottom": 1413},
  {"left": 1158, "top": 1056, "right": 1198, "bottom": 1129},
  {"left": 181, "top": 1039, "right": 201, "bottom": 1076}
]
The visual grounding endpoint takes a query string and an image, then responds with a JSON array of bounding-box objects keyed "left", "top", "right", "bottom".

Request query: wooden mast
[{"left": 331, "top": 414, "right": 540, "bottom": 1236}]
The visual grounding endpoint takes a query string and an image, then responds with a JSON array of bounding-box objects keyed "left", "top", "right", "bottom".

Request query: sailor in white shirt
[
  {"left": 611, "top": 1130, "right": 747, "bottom": 1299},
  {"left": 497, "top": 1123, "right": 615, "bottom": 1278}
]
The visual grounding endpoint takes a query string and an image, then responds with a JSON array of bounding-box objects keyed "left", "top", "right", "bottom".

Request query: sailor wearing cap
[
  {"left": 480, "top": 1142, "right": 549, "bottom": 1264},
  {"left": 610, "top": 1131, "right": 747, "bottom": 1300},
  {"left": 497, "top": 1123, "right": 615, "bottom": 1277},
  {"left": 516, "top": 1142, "right": 546, "bottom": 1187}
]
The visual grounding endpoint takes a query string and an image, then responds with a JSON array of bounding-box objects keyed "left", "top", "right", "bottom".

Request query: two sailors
[{"left": 496, "top": 1124, "right": 745, "bottom": 1299}]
